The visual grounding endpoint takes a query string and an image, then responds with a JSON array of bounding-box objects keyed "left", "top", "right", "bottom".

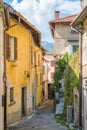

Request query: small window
[
  {"left": 10, "top": 87, "right": 14, "bottom": 103},
  {"left": 38, "top": 54, "right": 40, "bottom": 66},
  {"left": 6, "top": 34, "right": 17, "bottom": 61},
  {"left": 40, "top": 73, "right": 42, "bottom": 85},
  {"left": 42, "top": 65, "right": 45, "bottom": 74},
  {"left": 72, "top": 45, "right": 79, "bottom": 53},
  {"left": 36, "top": 73, "right": 38, "bottom": 86},
  {"left": 31, "top": 46, "right": 33, "bottom": 65},
  {"left": 34, "top": 52, "right": 36, "bottom": 66}
]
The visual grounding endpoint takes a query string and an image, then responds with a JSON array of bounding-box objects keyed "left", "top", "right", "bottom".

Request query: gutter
[{"left": 3, "top": 27, "right": 8, "bottom": 130}]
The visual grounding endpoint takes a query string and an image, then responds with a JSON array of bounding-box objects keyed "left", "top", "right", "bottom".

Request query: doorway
[
  {"left": 48, "top": 84, "right": 54, "bottom": 99},
  {"left": 21, "top": 87, "right": 27, "bottom": 116}
]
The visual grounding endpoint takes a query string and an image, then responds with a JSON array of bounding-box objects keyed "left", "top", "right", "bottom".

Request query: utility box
[{"left": 67, "top": 106, "right": 72, "bottom": 123}]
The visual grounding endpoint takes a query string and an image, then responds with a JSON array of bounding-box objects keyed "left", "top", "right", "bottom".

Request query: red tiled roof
[{"left": 50, "top": 14, "right": 78, "bottom": 23}]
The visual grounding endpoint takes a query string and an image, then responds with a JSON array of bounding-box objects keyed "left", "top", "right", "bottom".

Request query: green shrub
[
  {"left": 55, "top": 114, "right": 66, "bottom": 125},
  {"left": 54, "top": 53, "right": 68, "bottom": 91}
]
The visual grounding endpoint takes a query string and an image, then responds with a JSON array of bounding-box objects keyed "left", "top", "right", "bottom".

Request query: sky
[{"left": 4, "top": 0, "right": 81, "bottom": 50}]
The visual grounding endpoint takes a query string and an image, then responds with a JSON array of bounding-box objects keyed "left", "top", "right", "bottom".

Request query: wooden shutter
[
  {"left": 14, "top": 37, "right": 17, "bottom": 60},
  {"left": 6, "top": 33, "right": 10, "bottom": 60},
  {"left": 38, "top": 54, "right": 40, "bottom": 66}
]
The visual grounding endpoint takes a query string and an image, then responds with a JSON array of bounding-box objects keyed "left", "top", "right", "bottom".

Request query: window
[
  {"left": 40, "top": 73, "right": 42, "bottom": 84},
  {"left": 72, "top": 45, "right": 79, "bottom": 53},
  {"left": 34, "top": 52, "right": 36, "bottom": 66},
  {"left": 42, "top": 65, "right": 45, "bottom": 74},
  {"left": 31, "top": 46, "right": 34, "bottom": 65},
  {"left": 36, "top": 73, "right": 38, "bottom": 86},
  {"left": 38, "top": 54, "right": 40, "bottom": 66},
  {"left": 10, "top": 87, "right": 14, "bottom": 103},
  {"left": 6, "top": 34, "right": 17, "bottom": 61}
]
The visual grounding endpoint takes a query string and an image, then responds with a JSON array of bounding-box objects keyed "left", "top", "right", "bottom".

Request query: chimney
[{"left": 55, "top": 11, "right": 60, "bottom": 20}]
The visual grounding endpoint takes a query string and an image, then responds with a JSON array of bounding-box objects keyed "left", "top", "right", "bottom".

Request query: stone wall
[
  {"left": 54, "top": 23, "right": 79, "bottom": 55},
  {"left": 82, "top": 19, "right": 87, "bottom": 130}
]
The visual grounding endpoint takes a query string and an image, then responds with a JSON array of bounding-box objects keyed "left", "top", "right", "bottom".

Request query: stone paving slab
[
  {"left": 55, "top": 104, "right": 64, "bottom": 115},
  {"left": 7, "top": 100, "right": 68, "bottom": 130}
]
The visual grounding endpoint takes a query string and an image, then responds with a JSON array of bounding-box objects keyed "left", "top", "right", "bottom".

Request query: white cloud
[
  {"left": 8, "top": 0, "right": 81, "bottom": 42},
  {"left": 57, "top": 0, "right": 81, "bottom": 15}
]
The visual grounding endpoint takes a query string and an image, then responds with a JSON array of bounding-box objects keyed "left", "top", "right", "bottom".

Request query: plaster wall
[
  {"left": 0, "top": 10, "right": 4, "bottom": 130},
  {"left": 54, "top": 23, "right": 79, "bottom": 55}
]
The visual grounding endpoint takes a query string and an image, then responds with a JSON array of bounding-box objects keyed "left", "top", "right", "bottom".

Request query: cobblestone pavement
[{"left": 7, "top": 100, "right": 68, "bottom": 130}]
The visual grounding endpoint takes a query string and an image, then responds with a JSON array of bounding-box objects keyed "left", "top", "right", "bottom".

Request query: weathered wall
[
  {"left": 54, "top": 23, "right": 78, "bottom": 55},
  {"left": 35, "top": 46, "right": 43, "bottom": 107},
  {"left": 42, "top": 59, "right": 48, "bottom": 100},
  {"left": 6, "top": 17, "right": 32, "bottom": 124},
  {"left": 44, "top": 54, "right": 55, "bottom": 84},
  {"left": 6, "top": 16, "right": 43, "bottom": 124}
]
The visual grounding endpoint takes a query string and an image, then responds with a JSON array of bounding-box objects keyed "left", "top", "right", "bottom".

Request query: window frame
[
  {"left": 6, "top": 33, "right": 17, "bottom": 61},
  {"left": 10, "top": 87, "right": 14, "bottom": 103}
]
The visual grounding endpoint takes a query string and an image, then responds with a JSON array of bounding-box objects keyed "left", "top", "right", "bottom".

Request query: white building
[{"left": 43, "top": 51, "right": 55, "bottom": 99}]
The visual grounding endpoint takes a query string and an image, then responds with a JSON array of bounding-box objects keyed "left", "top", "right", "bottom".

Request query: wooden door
[{"left": 22, "top": 87, "right": 26, "bottom": 116}]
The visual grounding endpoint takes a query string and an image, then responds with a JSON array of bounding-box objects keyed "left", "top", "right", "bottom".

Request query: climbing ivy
[
  {"left": 64, "top": 51, "right": 79, "bottom": 108},
  {"left": 54, "top": 51, "right": 79, "bottom": 106}
]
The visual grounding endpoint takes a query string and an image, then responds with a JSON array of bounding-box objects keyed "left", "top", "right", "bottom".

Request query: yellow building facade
[
  {"left": 35, "top": 45, "right": 43, "bottom": 107},
  {"left": 5, "top": 4, "right": 43, "bottom": 125}
]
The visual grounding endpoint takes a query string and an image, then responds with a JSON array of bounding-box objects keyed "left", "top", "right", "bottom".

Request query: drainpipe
[
  {"left": 79, "top": 31, "right": 83, "bottom": 130},
  {"left": 3, "top": 28, "right": 7, "bottom": 130},
  {"left": 1, "top": 5, "right": 8, "bottom": 130}
]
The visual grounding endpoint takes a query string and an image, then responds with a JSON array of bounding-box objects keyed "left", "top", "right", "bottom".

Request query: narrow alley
[{"left": 7, "top": 100, "right": 67, "bottom": 130}]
